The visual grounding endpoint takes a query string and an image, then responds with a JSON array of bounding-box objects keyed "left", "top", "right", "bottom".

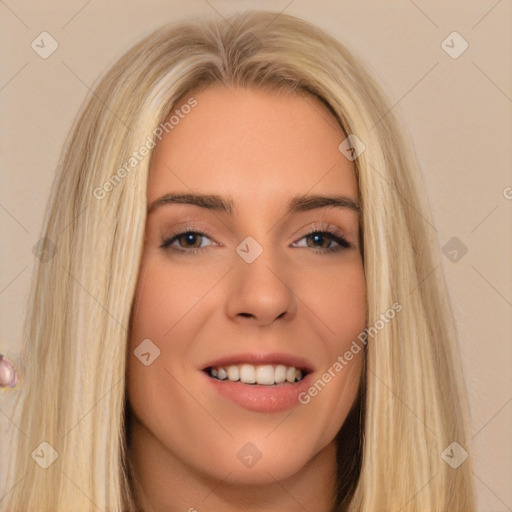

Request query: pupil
[
  {"left": 310, "top": 233, "right": 328, "bottom": 248},
  {"left": 183, "top": 233, "right": 199, "bottom": 247}
]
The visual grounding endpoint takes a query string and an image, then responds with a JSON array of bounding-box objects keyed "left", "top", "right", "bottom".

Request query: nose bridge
[
  {"left": 226, "top": 233, "right": 296, "bottom": 324},
  {"left": 235, "top": 233, "right": 288, "bottom": 290}
]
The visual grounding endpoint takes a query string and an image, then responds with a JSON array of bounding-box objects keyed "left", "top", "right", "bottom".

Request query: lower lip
[{"left": 203, "top": 372, "right": 313, "bottom": 413}]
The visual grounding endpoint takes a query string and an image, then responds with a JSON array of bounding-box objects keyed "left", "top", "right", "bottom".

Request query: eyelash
[{"left": 160, "top": 222, "right": 352, "bottom": 255}]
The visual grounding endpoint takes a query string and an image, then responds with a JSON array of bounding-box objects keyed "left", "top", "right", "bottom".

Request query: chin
[
  {"left": 207, "top": 451, "right": 314, "bottom": 486},
  {"left": 189, "top": 432, "right": 332, "bottom": 486}
]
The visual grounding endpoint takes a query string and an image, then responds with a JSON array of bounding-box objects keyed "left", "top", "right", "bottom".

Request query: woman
[{"left": 1, "top": 10, "right": 475, "bottom": 512}]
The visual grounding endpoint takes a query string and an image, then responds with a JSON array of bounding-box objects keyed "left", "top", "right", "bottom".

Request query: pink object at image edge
[{"left": 0, "top": 354, "right": 18, "bottom": 388}]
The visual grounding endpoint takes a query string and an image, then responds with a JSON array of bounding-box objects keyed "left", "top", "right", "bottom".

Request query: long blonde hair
[{"left": 1, "top": 10, "right": 475, "bottom": 511}]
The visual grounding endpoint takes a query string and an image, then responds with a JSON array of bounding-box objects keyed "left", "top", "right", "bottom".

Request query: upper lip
[{"left": 201, "top": 352, "right": 314, "bottom": 374}]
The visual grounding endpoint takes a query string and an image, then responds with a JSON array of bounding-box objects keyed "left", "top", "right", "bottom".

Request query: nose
[{"left": 225, "top": 245, "right": 297, "bottom": 327}]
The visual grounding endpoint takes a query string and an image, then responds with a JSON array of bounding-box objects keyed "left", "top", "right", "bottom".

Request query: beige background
[{"left": 1, "top": 1, "right": 511, "bottom": 510}]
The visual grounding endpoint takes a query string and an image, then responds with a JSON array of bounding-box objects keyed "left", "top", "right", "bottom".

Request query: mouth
[
  {"left": 201, "top": 353, "right": 314, "bottom": 412},
  {"left": 205, "top": 363, "right": 308, "bottom": 385}
]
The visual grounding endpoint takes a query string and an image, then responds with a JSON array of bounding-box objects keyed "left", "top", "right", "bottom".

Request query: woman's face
[{"left": 127, "top": 85, "right": 366, "bottom": 486}]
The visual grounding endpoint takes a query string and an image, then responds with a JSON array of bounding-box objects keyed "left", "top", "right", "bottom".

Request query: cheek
[
  {"left": 126, "top": 259, "right": 208, "bottom": 452},
  {"left": 330, "top": 268, "right": 366, "bottom": 335},
  {"left": 303, "top": 258, "right": 366, "bottom": 423},
  {"left": 127, "top": 259, "right": 187, "bottom": 405},
  {"left": 302, "top": 257, "right": 367, "bottom": 347},
  {"left": 129, "top": 256, "right": 215, "bottom": 342}
]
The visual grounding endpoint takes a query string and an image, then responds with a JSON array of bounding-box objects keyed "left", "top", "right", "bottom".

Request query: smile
[{"left": 206, "top": 363, "right": 306, "bottom": 385}]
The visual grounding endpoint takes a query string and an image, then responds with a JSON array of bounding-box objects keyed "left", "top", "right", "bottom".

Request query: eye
[
  {"left": 291, "top": 222, "right": 352, "bottom": 253},
  {"left": 160, "top": 222, "right": 352, "bottom": 255},
  {"left": 160, "top": 230, "right": 213, "bottom": 254}
]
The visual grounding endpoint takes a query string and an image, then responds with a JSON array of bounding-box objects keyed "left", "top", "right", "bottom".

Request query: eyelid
[
  {"left": 160, "top": 222, "right": 218, "bottom": 250},
  {"left": 163, "top": 221, "right": 215, "bottom": 239},
  {"left": 292, "top": 220, "right": 349, "bottom": 243}
]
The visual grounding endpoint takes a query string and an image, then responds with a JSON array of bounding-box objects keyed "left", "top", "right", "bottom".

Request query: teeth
[
  {"left": 275, "top": 365, "right": 287, "bottom": 383},
  {"left": 227, "top": 365, "right": 240, "bottom": 381},
  {"left": 208, "top": 363, "right": 305, "bottom": 385},
  {"left": 255, "top": 365, "right": 275, "bottom": 385},
  {"left": 239, "top": 364, "right": 256, "bottom": 384}
]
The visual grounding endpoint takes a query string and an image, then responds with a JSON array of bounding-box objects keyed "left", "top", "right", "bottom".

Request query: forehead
[{"left": 148, "top": 85, "right": 358, "bottom": 208}]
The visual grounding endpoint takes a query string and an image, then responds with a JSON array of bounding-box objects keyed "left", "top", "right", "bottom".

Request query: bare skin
[{"left": 126, "top": 85, "right": 366, "bottom": 512}]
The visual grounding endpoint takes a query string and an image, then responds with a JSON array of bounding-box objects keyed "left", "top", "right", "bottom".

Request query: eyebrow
[{"left": 147, "top": 192, "right": 360, "bottom": 216}]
